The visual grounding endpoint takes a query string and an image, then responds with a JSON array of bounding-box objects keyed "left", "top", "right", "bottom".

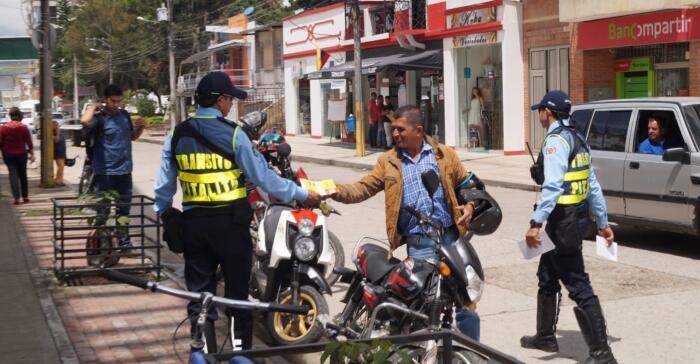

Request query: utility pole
[
  {"left": 73, "top": 55, "right": 79, "bottom": 119},
  {"left": 39, "top": 0, "right": 54, "bottom": 187},
  {"left": 351, "top": 0, "right": 366, "bottom": 157},
  {"left": 166, "top": 0, "right": 178, "bottom": 127}
]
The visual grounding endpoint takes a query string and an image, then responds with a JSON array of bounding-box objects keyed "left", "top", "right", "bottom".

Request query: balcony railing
[
  {"left": 177, "top": 68, "right": 251, "bottom": 94},
  {"left": 345, "top": 0, "right": 426, "bottom": 40}
]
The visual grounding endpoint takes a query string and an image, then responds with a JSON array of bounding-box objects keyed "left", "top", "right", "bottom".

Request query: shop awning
[
  {"left": 181, "top": 39, "right": 248, "bottom": 65},
  {"left": 0, "top": 38, "right": 38, "bottom": 61},
  {"left": 305, "top": 49, "right": 442, "bottom": 80}
]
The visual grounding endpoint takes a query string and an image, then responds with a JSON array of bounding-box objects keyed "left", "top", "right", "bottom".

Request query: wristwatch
[{"left": 529, "top": 219, "right": 543, "bottom": 229}]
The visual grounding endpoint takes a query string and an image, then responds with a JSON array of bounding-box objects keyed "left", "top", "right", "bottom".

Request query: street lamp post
[
  {"left": 88, "top": 37, "right": 113, "bottom": 83},
  {"left": 138, "top": 1, "right": 178, "bottom": 128}
]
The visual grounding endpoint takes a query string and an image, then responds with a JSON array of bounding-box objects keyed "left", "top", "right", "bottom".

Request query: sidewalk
[
  {"left": 0, "top": 160, "right": 296, "bottom": 363},
  {"left": 140, "top": 133, "right": 538, "bottom": 191}
]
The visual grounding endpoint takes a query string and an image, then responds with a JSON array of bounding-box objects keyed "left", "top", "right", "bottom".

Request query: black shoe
[
  {"left": 574, "top": 303, "right": 617, "bottom": 364},
  {"left": 520, "top": 292, "right": 561, "bottom": 352}
]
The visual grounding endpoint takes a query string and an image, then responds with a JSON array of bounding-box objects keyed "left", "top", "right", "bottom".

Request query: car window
[
  {"left": 588, "top": 110, "right": 631, "bottom": 152},
  {"left": 570, "top": 109, "right": 593, "bottom": 135},
  {"left": 682, "top": 104, "right": 700, "bottom": 149},
  {"left": 633, "top": 110, "right": 685, "bottom": 153}
]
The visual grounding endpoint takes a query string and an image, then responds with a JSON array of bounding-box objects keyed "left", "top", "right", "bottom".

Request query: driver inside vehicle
[{"left": 638, "top": 113, "right": 684, "bottom": 155}]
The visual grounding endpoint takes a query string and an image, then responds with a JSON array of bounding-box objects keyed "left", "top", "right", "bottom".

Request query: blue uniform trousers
[{"left": 538, "top": 203, "right": 599, "bottom": 309}]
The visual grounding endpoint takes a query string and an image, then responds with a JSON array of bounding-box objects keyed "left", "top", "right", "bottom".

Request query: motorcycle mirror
[
  {"left": 277, "top": 142, "right": 292, "bottom": 158},
  {"left": 420, "top": 170, "right": 439, "bottom": 199}
]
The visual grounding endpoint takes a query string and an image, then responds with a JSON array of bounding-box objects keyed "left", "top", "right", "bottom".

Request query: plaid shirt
[{"left": 398, "top": 142, "right": 453, "bottom": 235}]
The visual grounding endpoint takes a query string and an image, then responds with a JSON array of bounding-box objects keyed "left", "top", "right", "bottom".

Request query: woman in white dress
[{"left": 467, "top": 86, "right": 484, "bottom": 148}]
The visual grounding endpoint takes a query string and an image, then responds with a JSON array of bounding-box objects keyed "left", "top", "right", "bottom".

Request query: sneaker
[
  {"left": 13, "top": 199, "right": 20, "bottom": 205},
  {"left": 22, "top": 198, "right": 30, "bottom": 203},
  {"left": 118, "top": 242, "right": 134, "bottom": 254}
]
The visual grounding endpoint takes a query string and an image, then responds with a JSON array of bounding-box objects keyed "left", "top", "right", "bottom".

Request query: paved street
[{"left": 57, "top": 140, "right": 700, "bottom": 363}]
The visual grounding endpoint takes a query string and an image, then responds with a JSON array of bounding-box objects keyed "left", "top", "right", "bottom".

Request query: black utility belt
[{"left": 183, "top": 200, "right": 250, "bottom": 219}]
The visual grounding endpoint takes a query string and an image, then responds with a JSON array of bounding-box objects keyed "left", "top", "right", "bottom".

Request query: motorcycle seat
[
  {"left": 360, "top": 245, "right": 400, "bottom": 284},
  {"left": 263, "top": 204, "right": 293, "bottom": 252}
]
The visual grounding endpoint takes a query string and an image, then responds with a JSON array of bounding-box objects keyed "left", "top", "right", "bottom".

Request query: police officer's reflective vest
[
  {"left": 542, "top": 126, "right": 591, "bottom": 206},
  {"left": 170, "top": 116, "right": 247, "bottom": 207}
]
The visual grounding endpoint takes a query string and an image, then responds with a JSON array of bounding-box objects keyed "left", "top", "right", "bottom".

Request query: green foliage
[
  {"left": 321, "top": 340, "right": 410, "bottom": 364},
  {"left": 78, "top": 190, "right": 130, "bottom": 239},
  {"left": 144, "top": 116, "right": 165, "bottom": 125},
  {"left": 135, "top": 98, "right": 156, "bottom": 117}
]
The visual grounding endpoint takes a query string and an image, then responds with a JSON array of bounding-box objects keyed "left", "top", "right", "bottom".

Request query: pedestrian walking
[
  {"left": 368, "top": 92, "right": 380, "bottom": 148},
  {"left": 522, "top": 90, "right": 617, "bottom": 364},
  {"left": 0, "top": 107, "right": 34, "bottom": 204},
  {"left": 153, "top": 71, "right": 320, "bottom": 351},
  {"left": 53, "top": 120, "right": 66, "bottom": 186},
  {"left": 80, "top": 84, "right": 146, "bottom": 249}
]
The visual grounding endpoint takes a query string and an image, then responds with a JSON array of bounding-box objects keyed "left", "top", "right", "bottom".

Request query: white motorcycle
[{"left": 254, "top": 201, "right": 334, "bottom": 345}]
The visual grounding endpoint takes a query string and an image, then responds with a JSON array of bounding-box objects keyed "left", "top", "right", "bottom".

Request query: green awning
[{"left": 0, "top": 38, "right": 38, "bottom": 61}]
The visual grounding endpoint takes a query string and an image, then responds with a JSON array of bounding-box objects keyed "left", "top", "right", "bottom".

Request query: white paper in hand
[
  {"left": 518, "top": 231, "right": 555, "bottom": 260},
  {"left": 595, "top": 235, "right": 618, "bottom": 262}
]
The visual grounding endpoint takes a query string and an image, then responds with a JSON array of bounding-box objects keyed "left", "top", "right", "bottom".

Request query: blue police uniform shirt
[
  {"left": 398, "top": 141, "right": 453, "bottom": 235},
  {"left": 91, "top": 110, "right": 133, "bottom": 175},
  {"left": 531, "top": 119, "right": 609, "bottom": 229},
  {"left": 153, "top": 107, "right": 308, "bottom": 214}
]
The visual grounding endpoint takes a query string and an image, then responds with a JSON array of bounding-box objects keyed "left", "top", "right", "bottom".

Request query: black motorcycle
[{"left": 325, "top": 170, "right": 502, "bottom": 363}]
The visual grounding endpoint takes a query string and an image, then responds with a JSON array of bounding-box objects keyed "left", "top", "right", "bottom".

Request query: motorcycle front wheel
[{"left": 267, "top": 285, "right": 328, "bottom": 345}]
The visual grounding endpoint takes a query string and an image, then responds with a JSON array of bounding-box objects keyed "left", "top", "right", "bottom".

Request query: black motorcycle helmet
[{"left": 456, "top": 174, "right": 502, "bottom": 235}]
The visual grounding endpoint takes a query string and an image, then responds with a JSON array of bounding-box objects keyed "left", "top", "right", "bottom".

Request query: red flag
[{"left": 316, "top": 48, "right": 330, "bottom": 70}]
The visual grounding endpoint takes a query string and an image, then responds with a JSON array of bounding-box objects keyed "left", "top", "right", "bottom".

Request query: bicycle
[
  {"left": 78, "top": 155, "right": 95, "bottom": 195},
  {"left": 104, "top": 270, "right": 309, "bottom": 364}
]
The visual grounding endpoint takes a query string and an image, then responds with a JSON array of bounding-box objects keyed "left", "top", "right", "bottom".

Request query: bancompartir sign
[{"left": 578, "top": 8, "right": 700, "bottom": 50}]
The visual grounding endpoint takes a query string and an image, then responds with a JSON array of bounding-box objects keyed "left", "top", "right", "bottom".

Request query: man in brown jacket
[{"left": 330, "top": 104, "right": 481, "bottom": 340}]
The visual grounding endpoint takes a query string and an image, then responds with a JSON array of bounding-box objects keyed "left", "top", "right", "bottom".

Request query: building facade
[
  {"left": 523, "top": 0, "right": 700, "bottom": 149},
  {"left": 283, "top": 0, "right": 526, "bottom": 154}
]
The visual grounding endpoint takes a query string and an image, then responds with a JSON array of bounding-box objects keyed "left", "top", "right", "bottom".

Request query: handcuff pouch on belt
[{"left": 161, "top": 207, "right": 184, "bottom": 253}]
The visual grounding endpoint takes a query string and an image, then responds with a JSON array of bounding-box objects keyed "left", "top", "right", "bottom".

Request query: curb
[
  {"left": 138, "top": 139, "right": 538, "bottom": 192},
  {"left": 5, "top": 201, "right": 80, "bottom": 363}
]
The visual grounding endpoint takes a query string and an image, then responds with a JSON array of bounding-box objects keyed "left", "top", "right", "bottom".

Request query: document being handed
[{"left": 299, "top": 178, "right": 337, "bottom": 197}]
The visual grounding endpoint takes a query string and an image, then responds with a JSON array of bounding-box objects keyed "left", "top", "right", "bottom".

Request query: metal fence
[
  {"left": 52, "top": 195, "right": 162, "bottom": 281},
  {"left": 210, "top": 329, "right": 523, "bottom": 363},
  {"left": 238, "top": 87, "right": 285, "bottom": 133}
]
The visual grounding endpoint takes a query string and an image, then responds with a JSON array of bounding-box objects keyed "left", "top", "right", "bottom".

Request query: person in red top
[
  {"left": 0, "top": 107, "right": 35, "bottom": 204},
  {"left": 368, "top": 92, "right": 381, "bottom": 147}
]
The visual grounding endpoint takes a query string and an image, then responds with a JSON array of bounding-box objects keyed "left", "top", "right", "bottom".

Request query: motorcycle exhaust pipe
[{"left": 361, "top": 302, "right": 429, "bottom": 339}]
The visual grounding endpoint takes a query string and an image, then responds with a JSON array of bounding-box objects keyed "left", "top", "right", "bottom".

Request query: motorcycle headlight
[
  {"left": 293, "top": 236, "right": 316, "bottom": 261},
  {"left": 298, "top": 218, "right": 314, "bottom": 237},
  {"left": 465, "top": 265, "right": 484, "bottom": 304}
]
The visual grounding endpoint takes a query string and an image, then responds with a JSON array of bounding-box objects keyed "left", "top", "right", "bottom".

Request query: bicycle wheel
[{"left": 79, "top": 162, "right": 94, "bottom": 194}]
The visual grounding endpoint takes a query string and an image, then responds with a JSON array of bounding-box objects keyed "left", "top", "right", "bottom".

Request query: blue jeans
[
  {"left": 406, "top": 228, "right": 481, "bottom": 341},
  {"left": 94, "top": 174, "right": 133, "bottom": 245}
]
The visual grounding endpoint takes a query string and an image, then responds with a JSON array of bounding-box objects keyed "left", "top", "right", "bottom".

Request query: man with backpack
[{"left": 80, "top": 84, "right": 145, "bottom": 250}]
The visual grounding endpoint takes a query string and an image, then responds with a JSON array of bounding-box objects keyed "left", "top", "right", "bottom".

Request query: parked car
[
  {"left": 21, "top": 111, "right": 35, "bottom": 134},
  {"left": 570, "top": 97, "right": 700, "bottom": 237}
]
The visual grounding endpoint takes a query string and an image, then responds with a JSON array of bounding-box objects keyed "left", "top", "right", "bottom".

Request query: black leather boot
[
  {"left": 520, "top": 292, "right": 560, "bottom": 352},
  {"left": 574, "top": 304, "right": 617, "bottom": 364}
]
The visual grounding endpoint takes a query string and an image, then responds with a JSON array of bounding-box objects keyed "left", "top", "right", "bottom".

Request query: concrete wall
[{"left": 560, "top": 0, "right": 700, "bottom": 22}]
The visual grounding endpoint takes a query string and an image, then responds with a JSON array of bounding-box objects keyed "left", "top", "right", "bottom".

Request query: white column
[
  {"left": 442, "top": 41, "right": 459, "bottom": 147},
  {"left": 284, "top": 63, "right": 300, "bottom": 135},
  {"left": 405, "top": 71, "right": 417, "bottom": 106},
  {"left": 501, "top": 1, "right": 525, "bottom": 153},
  {"left": 310, "top": 79, "right": 324, "bottom": 137}
]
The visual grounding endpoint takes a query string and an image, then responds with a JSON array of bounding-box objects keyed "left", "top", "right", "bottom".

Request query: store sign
[
  {"left": 579, "top": 8, "right": 700, "bottom": 50},
  {"left": 453, "top": 32, "right": 498, "bottom": 48},
  {"left": 448, "top": 6, "right": 497, "bottom": 29},
  {"left": 614, "top": 57, "right": 651, "bottom": 73}
]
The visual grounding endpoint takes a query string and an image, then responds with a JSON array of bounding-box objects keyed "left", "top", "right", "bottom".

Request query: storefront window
[
  {"left": 456, "top": 44, "right": 502, "bottom": 150},
  {"left": 657, "top": 68, "right": 689, "bottom": 97}
]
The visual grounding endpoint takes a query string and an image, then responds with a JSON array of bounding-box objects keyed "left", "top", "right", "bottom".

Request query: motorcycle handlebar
[
  {"left": 103, "top": 271, "right": 308, "bottom": 315},
  {"left": 401, "top": 205, "right": 441, "bottom": 230}
]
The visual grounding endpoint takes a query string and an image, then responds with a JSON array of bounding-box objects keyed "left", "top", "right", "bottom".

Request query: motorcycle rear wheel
[{"left": 267, "top": 285, "right": 328, "bottom": 345}]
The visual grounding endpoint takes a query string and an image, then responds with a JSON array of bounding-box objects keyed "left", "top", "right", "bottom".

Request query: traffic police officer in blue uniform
[
  {"left": 521, "top": 91, "right": 617, "bottom": 364},
  {"left": 154, "top": 72, "right": 321, "bottom": 351}
]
